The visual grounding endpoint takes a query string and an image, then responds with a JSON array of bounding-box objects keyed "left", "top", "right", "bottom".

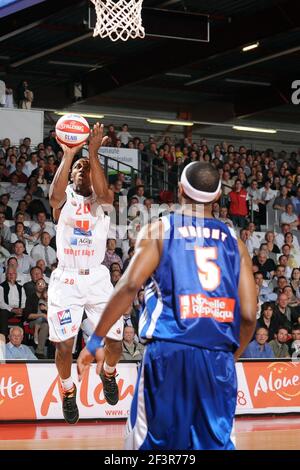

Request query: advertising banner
[
  {"left": 0, "top": 362, "right": 137, "bottom": 420},
  {"left": 82, "top": 146, "right": 139, "bottom": 174},
  {"left": 236, "top": 361, "right": 300, "bottom": 414},
  {"left": 1, "top": 361, "right": 299, "bottom": 420}
]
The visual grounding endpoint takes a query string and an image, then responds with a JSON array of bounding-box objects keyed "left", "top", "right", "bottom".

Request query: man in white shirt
[
  {"left": 247, "top": 179, "right": 262, "bottom": 227},
  {"left": 0, "top": 257, "right": 28, "bottom": 285},
  {"left": 5, "top": 87, "right": 14, "bottom": 108},
  {"left": 247, "top": 222, "right": 261, "bottom": 255},
  {"left": 12, "top": 240, "right": 35, "bottom": 275},
  {"left": 117, "top": 124, "right": 132, "bottom": 146},
  {"left": 0, "top": 80, "right": 6, "bottom": 107},
  {"left": 31, "top": 211, "right": 55, "bottom": 241},
  {"left": 31, "top": 232, "right": 57, "bottom": 267},
  {"left": 259, "top": 179, "right": 278, "bottom": 203},
  {"left": 23, "top": 153, "right": 38, "bottom": 177},
  {"left": 132, "top": 185, "right": 146, "bottom": 205},
  {"left": 6, "top": 326, "right": 37, "bottom": 360},
  {"left": 5, "top": 174, "right": 26, "bottom": 202},
  {"left": 215, "top": 206, "right": 234, "bottom": 228},
  {"left": 280, "top": 203, "right": 299, "bottom": 229},
  {"left": 0, "top": 213, "right": 12, "bottom": 250}
]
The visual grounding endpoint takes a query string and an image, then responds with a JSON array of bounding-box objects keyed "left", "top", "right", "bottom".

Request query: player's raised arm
[
  {"left": 49, "top": 141, "right": 84, "bottom": 209},
  {"left": 88, "top": 123, "right": 114, "bottom": 205},
  {"left": 77, "top": 220, "right": 163, "bottom": 379},
  {"left": 234, "top": 238, "right": 257, "bottom": 360}
]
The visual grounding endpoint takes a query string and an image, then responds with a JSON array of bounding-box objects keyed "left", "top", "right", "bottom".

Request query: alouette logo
[
  {"left": 0, "top": 376, "right": 25, "bottom": 400},
  {"left": 254, "top": 363, "right": 300, "bottom": 401}
]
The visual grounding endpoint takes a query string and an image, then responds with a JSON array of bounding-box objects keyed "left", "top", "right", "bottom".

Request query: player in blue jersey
[{"left": 77, "top": 161, "right": 257, "bottom": 450}]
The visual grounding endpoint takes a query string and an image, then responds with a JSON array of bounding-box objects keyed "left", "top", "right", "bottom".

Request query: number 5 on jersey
[{"left": 195, "top": 247, "right": 221, "bottom": 291}]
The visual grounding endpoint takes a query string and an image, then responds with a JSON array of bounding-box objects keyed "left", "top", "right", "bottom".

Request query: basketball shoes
[
  {"left": 62, "top": 384, "right": 79, "bottom": 424},
  {"left": 100, "top": 371, "right": 119, "bottom": 406}
]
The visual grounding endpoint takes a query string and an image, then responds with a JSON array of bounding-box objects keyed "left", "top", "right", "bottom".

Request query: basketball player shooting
[
  {"left": 48, "top": 123, "right": 123, "bottom": 424},
  {"left": 77, "top": 161, "right": 257, "bottom": 449}
]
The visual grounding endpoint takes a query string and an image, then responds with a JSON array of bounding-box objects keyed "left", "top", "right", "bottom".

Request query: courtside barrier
[{"left": 0, "top": 360, "right": 299, "bottom": 420}]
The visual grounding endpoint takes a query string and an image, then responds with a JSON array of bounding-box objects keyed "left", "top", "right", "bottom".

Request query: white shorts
[{"left": 48, "top": 265, "right": 123, "bottom": 343}]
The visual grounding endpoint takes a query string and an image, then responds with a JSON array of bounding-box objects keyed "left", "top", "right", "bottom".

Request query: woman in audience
[
  {"left": 24, "top": 192, "right": 33, "bottom": 206},
  {"left": 10, "top": 221, "right": 34, "bottom": 253},
  {"left": 265, "top": 231, "right": 280, "bottom": 254},
  {"left": 291, "top": 268, "right": 300, "bottom": 299},
  {"left": 35, "top": 167, "right": 47, "bottom": 185},
  {"left": 26, "top": 176, "right": 45, "bottom": 198},
  {"left": 15, "top": 199, "right": 31, "bottom": 221},
  {"left": 24, "top": 279, "right": 49, "bottom": 359},
  {"left": 0, "top": 193, "right": 13, "bottom": 220},
  {"left": 271, "top": 176, "right": 281, "bottom": 192},
  {"left": 0, "top": 235, "right": 11, "bottom": 268},
  {"left": 44, "top": 155, "right": 57, "bottom": 183},
  {"left": 34, "top": 287, "right": 48, "bottom": 345},
  {"left": 106, "top": 124, "right": 118, "bottom": 147},
  {"left": 5, "top": 153, "right": 17, "bottom": 176},
  {"left": 284, "top": 232, "right": 300, "bottom": 261},
  {"left": 257, "top": 302, "right": 279, "bottom": 341},
  {"left": 282, "top": 285, "right": 300, "bottom": 308},
  {"left": 0, "top": 138, "right": 11, "bottom": 158}
]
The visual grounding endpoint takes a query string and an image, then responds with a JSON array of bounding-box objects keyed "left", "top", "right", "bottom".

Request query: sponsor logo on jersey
[
  {"left": 70, "top": 236, "right": 92, "bottom": 246},
  {"left": 179, "top": 293, "right": 235, "bottom": 322},
  {"left": 57, "top": 309, "right": 72, "bottom": 325},
  {"left": 73, "top": 228, "right": 92, "bottom": 237},
  {"left": 64, "top": 248, "right": 95, "bottom": 256}
]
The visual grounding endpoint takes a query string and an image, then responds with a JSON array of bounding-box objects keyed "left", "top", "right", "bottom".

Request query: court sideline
[{"left": 0, "top": 416, "right": 299, "bottom": 450}]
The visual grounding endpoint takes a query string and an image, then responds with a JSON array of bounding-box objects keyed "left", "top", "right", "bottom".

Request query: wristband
[{"left": 86, "top": 333, "right": 105, "bottom": 356}]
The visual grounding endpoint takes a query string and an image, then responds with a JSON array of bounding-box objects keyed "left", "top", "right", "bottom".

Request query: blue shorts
[{"left": 125, "top": 341, "right": 237, "bottom": 450}]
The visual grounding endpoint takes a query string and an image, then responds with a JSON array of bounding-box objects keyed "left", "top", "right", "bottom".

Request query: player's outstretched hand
[
  {"left": 56, "top": 138, "right": 86, "bottom": 158},
  {"left": 88, "top": 123, "right": 109, "bottom": 153},
  {"left": 77, "top": 346, "right": 105, "bottom": 381},
  {"left": 77, "top": 347, "right": 94, "bottom": 381}
]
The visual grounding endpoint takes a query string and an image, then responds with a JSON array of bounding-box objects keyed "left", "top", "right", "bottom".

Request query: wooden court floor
[{"left": 0, "top": 416, "right": 299, "bottom": 450}]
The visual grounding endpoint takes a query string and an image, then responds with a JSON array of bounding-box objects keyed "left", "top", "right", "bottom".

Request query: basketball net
[{"left": 90, "top": 0, "right": 145, "bottom": 42}]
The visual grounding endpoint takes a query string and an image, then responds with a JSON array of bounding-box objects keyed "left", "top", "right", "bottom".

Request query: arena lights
[
  {"left": 242, "top": 42, "right": 259, "bottom": 52},
  {"left": 55, "top": 111, "right": 104, "bottom": 119},
  {"left": 165, "top": 72, "right": 192, "bottom": 78},
  {"left": 49, "top": 61, "right": 103, "bottom": 69},
  {"left": 225, "top": 78, "right": 271, "bottom": 87},
  {"left": 232, "top": 125, "right": 277, "bottom": 134},
  {"left": 146, "top": 119, "right": 194, "bottom": 127}
]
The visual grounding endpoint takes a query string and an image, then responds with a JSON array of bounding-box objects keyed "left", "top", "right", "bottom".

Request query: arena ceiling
[{"left": 1, "top": 0, "right": 300, "bottom": 127}]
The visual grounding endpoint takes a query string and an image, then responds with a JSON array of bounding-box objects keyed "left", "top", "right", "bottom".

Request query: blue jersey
[{"left": 139, "top": 212, "right": 241, "bottom": 351}]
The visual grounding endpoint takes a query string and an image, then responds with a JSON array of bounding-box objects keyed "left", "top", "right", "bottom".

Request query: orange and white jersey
[{"left": 56, "top": 185, "right": 110, "bottom": 269}]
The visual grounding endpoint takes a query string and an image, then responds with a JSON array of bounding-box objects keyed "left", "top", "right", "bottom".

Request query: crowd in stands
[
  {"left": 0, "top": 122, "right": 300, "bottom": 361},
  {"left": 0, "top": 79, "right": 34, "bottom": 109}
]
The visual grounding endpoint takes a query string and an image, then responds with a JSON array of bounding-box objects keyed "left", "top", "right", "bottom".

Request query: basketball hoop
[{"left": 90, "top": 0, "right": 145, "bottom": 42}]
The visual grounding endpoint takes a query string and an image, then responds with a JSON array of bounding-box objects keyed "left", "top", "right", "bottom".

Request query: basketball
[{"left": 55, "top": 113, "right": 90, "bottom": 148}]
